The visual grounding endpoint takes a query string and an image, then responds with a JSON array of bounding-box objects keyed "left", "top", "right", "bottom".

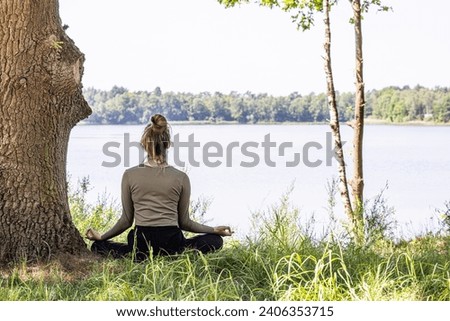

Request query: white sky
[{"left": 59, "top": 0, "right": 450, "bottom": 95}]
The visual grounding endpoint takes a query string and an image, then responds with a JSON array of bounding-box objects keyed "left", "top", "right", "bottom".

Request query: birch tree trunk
[
  {"left": 323, "top": 0, "right": 354, "bottom": 224},
  {"left": 0, "top": 0, "right": 92, "bottom": 262},
  {"left": 350, "top": 0, "right": 365, "bottom": 242}
]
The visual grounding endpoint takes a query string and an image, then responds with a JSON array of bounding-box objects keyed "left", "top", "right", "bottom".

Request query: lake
[{"left": 67, "top": 124, "right": 450, "bottom": 239}]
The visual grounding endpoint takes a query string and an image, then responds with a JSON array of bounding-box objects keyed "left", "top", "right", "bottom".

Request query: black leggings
[{"left": 91, "top": 226, "right": 223, "bottom": 260}]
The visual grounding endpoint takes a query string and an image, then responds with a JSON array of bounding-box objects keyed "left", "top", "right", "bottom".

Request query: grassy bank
[{"left": 1, "top": 184, "right": 449, "bottom": 301}]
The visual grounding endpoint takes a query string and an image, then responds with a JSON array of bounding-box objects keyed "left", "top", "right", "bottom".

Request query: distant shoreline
[
  {"left": 363, "top": 118, "right": 450, "bottom": 126},
  {"left": 77, "top": 119, "right": 450, "bottom": 127}
]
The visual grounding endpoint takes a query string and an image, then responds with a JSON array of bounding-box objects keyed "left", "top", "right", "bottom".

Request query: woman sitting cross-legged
[{"left": 85, "top": 114, "right": 232, "bottom": 260}]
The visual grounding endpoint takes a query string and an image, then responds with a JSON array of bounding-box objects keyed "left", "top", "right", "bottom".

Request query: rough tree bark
[
  {"left": 322, "top": 0, "right": 354, "bottom": 224},
  {"left": 0, "top": 0, "right": 92, "bottom": 262}
]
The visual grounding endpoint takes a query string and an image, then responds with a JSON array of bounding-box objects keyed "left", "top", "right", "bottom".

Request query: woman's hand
[
  {"left": 213, "top": 226, "right": 233, "bottom": 237},
  {"left": 85, "top": 228, "right": 102, "bottom": 241}
]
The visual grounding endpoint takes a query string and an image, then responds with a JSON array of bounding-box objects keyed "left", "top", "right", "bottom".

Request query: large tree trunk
[
  {"left": 323, "top": 0, "right": 354, "bottom": 222},
  {"left": 350, "top": 0, "right": 365, "bottom": 242},
  {"left": 0, "top": 0, "right": 91, "bottom": 262}
]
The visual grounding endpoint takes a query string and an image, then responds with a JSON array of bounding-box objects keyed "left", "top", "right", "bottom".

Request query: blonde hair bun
[
  {"left": 141, "top": 114, "right": 171, "bottom": 164},
  {"left": 151, "top": 114, "right": 167, "bottom": 134}
]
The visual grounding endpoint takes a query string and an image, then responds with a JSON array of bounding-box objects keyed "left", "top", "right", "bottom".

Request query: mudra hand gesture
[
  {"left": 213, "top": 226, "right": 233, "bottom": 237},
  {"left": 85, "top": 228, "right": 102, "bottom": 241}
]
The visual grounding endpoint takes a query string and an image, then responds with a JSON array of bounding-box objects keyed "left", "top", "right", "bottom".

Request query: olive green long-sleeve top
[{"left": 101, "top": 164, "right": 214, "bottom": 241}]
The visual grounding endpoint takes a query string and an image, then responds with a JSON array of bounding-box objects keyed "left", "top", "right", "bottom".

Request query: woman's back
[{"left": 124, "top": 165, "right": 189, "bottom": 227}]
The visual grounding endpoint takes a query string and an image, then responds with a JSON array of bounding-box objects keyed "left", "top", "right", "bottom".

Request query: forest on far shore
[{"left": 83, "top": 85, "right": 450, "bottom": 125}]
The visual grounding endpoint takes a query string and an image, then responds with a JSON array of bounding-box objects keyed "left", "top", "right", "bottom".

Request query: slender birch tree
[{"left": 218, "top": 0, "right": 390, "bottom": 243}]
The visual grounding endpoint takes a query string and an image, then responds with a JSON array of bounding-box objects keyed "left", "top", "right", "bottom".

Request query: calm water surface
[{"left": 67, "top": 124, "right": 450, "bottom": 238}]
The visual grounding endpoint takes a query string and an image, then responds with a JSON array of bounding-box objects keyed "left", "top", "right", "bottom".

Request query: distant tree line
[{"left": 82, "top": 85, "right": 450, "bottom": 124}]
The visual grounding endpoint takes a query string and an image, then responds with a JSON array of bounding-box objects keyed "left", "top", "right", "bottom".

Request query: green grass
[{"left": 0, "top": 182, "right": 449, "bottom": 301}]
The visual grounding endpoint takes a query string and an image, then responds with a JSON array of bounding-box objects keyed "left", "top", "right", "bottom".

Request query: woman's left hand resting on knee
[{"left": 86, "top": 228, "right": 102, "bottom": 241}]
